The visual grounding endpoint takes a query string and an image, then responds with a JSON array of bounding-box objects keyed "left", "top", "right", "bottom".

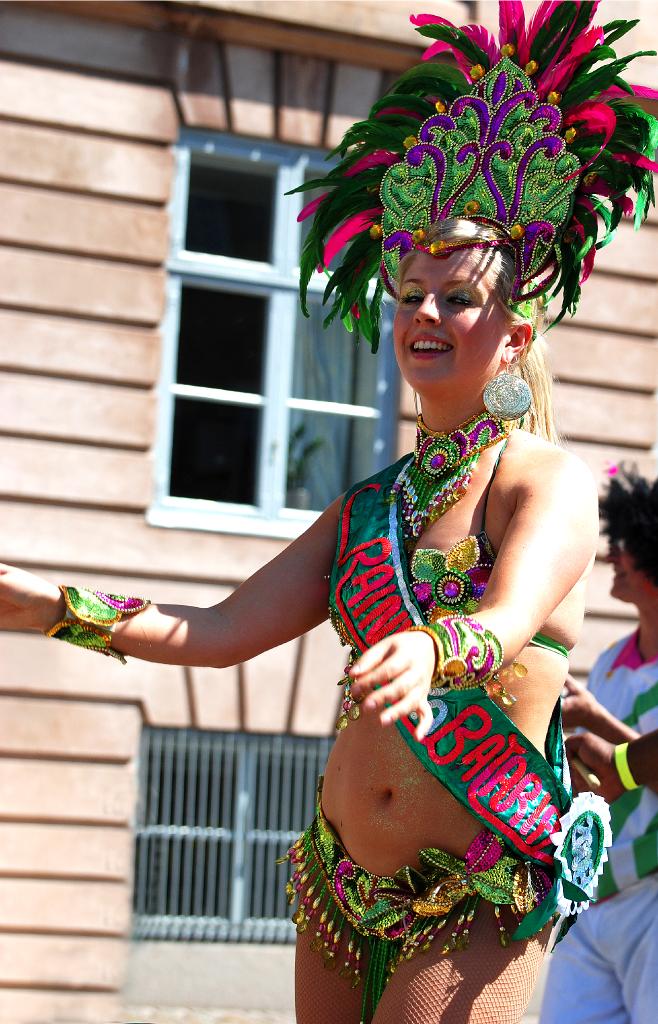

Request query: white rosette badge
[{"left": 550, "top": 791, "right": 612, "bottom": 934}]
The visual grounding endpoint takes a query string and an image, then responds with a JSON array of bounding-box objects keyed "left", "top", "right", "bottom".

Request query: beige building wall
[{"left": 0, "top": 1, "right": 657, "bottom": 1020}]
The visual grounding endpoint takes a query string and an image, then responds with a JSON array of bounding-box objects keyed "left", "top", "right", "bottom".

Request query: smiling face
[{"left": 393, "top": 248, "right": 526, "bottom": 417}]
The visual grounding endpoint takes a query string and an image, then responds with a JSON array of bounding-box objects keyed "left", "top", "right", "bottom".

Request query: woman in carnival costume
[{"left": 1, "top": 2, "right": 658, "bottom": 1021}]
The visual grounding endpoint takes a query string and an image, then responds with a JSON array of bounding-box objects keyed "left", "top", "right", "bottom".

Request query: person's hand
[
  {"left": 562, "top": 674, "right": 604, "bottom": 730},
  {"left": 566, "top": 731, "right": 623, "bottom": 802},
  {"left": 348, "top": 630, "right": 436, "bottom": 740},
  {"left": 0, "top": 564, "right": 64, "bottom": 633}
]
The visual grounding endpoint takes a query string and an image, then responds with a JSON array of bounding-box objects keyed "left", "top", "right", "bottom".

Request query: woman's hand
[
  {"left": 562, "top": 674, "right": 604, "bottom": 730},
  {"left": 348, "top": 630, "right": 436, "bottom": 740},
  {"left": 0, "top": 564, "right": 64, "bottom": 633}
]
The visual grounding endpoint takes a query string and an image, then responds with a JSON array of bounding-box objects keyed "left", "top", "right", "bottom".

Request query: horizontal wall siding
[
  {"left": 0, "top": 823, "right": 132, "bottom": 881},
  {"left": 0, "top": 183, "right": 168, "bottom": 263},
  {"left": 0, "top": 121, "right": 173, "bottom": 202},
  {"left": 0, "top": 16, "right": 181, "bottom": 1019},
  {"left": 1, "top": 372, "right": 156, "bottom": 449},
  {"left": 0, "top": 309, "right": 160, "bottom": 385},
  {"left": 0, "top": 59, "right": 178, "bottom": 141},
  {"left": 0, "top": 437, "right": 153, "bottom": 509},
  {"left": 0, "top": 989, "right": 119, "bottom": 1024},
  {"left": 0, "top": 246, "right": 165, "bottom": 323}
]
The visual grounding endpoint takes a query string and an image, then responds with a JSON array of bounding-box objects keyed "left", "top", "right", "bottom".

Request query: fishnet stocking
[
  {"left": 295, "top": 928, "right": 364, "bottom": 1024},
  {"left": 295, "top": 909, "right": 550, "bottom": 1024},
  {"left": 372, "top": 909, "right": 551, "bottom": 1024}
]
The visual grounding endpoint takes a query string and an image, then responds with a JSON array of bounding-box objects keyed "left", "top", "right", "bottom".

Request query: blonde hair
[{"left": 422, "top": 219, "right": 559, "bottom": 445}]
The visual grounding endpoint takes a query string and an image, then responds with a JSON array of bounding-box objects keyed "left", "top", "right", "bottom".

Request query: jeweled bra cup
[{"left": 411, "top": 532, "right": 495, "bottom": 618}]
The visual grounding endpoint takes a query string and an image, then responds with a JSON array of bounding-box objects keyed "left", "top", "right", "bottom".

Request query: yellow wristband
[{"left": 614, "top": 741, "right": 640, "bottom": 791}]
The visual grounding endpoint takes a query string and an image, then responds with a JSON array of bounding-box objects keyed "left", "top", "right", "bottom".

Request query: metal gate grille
[{"left": 133, "top": 728, "right": 333, "bottom": 942}]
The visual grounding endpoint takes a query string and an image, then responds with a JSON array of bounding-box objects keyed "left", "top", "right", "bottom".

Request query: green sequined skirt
[{"left": 282, "top": 780, "right": 552, "bottom": 1022}]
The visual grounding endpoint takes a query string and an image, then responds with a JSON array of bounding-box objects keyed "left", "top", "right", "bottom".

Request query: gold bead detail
[
  {"left": 470, "top": 64, "right": 486, "bottom": 81},
  {"left": 565, "top": 126, "right": 577, "bottom": 143},
  {"left": 412, "top": 228, "right": 427, "bottom": 244},
  {"left": 510, "top": 223, "right": 525, "bottom": 240},
  {"left": 547, "top": 90, "right": 562, "bottom": 105},
  {"left": 435, "top": 99, "right": 447, "bottom": 114},
  {"left": 524, "top": 60, "right": 539, "bottom": 76},
  {"left": 429, "top": 241, "right": 446, "bottom": 255},
  {"left": 464, "top": 199, "right": 481, "bottom": 215},
  {"left": 501, "top": 43, "right": 517, "bottom": 58},
  {"left": 369, "top": 223, "right": 383, "bottom": 240},
  {"left": 584, "top": 171, "right": 597, "bottom": 186},
  {"left": 403, "top": 135, "right": 418, "bottom": 150}
]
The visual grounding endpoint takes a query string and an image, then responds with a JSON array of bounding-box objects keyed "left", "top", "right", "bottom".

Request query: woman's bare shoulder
[{"left": 505, "top": 429, "right": 597, "bottom": 496}]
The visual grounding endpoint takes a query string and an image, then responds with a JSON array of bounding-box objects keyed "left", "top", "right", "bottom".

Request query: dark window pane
[
  {"left": 292, "top": 301, "right": 379, "bottom": 408},
  {"left": 286, "top": 410, "right": 375, "bottom": 511},
  {"left": 186, "top": 162, "right": 274, "bottom": 261},
  {"left": 170, "top": 398, "right": 259, "bottom": 504},
  {"left": 177, "top": 287, "right": 266, "bottom": 393}
]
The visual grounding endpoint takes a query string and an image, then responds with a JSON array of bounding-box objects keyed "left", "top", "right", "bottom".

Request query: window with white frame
[{"left": 149, "top": 132, "right": 397, "bottom": 539}]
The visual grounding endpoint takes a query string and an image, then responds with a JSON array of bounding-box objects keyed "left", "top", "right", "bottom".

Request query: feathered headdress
[{"left": 296, "top": 1, "right": 658, "bottom": 350}]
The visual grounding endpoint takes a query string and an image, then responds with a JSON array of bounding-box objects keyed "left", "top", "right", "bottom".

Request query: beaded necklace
[{"left": 392, "top": 410, "right": 514, "bottom": 544}]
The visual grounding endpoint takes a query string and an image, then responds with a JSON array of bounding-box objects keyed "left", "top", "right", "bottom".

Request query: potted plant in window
[{"left": 286, "top": 424, "right": 324, "bottom": 510}]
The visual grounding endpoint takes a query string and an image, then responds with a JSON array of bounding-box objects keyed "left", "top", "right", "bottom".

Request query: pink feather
[
  {"left": 421, "top": 39, "right": 471, "bottom": 76},
  {"left": 564, "top": 101, "right": 615, "bottom": 136},
  {"left": 582, "top": 178, "right": 634, "bottom": 218},
  {"left": 581, "top": 244, "right": 596, "bottom": 283},
  {"left": 499, "top": 1, "right": 526, "bottom": 49},
  {"left": 539, "top": 26, "right": 604, "bottom": 97},
  {"left": 460, "top": 23, "right": 499, "bottom": 66},
  {"left": 521, "top": 2, "right": 562, "bottom": 65},
  {"left": 563, "top": 102, "right": 616, "bottom": 178},
  {"left": 521, "top": 1, "right": 601, "bottom": 68},
  {"left": 410, "top": 14, "right": 453, "bottom": 28},
  {"left": 592, "top": 85, "right": 631, "bottom": 102},
  {"left": 321, "top": 208, "right": 381, "bottom": 269},
  {"left": 345, "top": 151, "right": 398, "bottom": 177},
  {"left": 613, "top": 152, "right": 658, "bottom": 173},
  {"left": 412, "top": 11, "right": 498, "bottom": 72},
  {"left": 629, "top": 83, "right": 658, "bottom": 101},
  {"left": 375, "top": 106, "right": 423, "bottom": 119},
  {"left": 297, "top": 192, "right": 328, "bottom": 223}
]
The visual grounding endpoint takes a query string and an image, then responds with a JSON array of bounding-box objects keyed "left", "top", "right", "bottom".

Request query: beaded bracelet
[
  {"left": 45, "top": 585, "right": 150, "bottom": 663},
  {"left": 408, "top": 625, "right": 444, "bottom": 686},
  {"left": 411, "top": 616, "right": 503, "bottom": 693},
  {"left": 614, "top": 741, "right": 640, "bottom": 791}
]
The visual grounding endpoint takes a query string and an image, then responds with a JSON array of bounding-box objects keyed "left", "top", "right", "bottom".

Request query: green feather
[
  {"left": 389, "top": 62, "right": 470, "bottom": 99},
  {"left": 603, "top": 19, "right": 640, "bottom": 48},
  {"left": 531, "top": 2, "right": 598, "bottom": 64},
  {"left": 370, "top": 94, "right": 437, "bottom": 120},
  {"left": 413, "top": 23, "right": 491, "bottom": 69}
]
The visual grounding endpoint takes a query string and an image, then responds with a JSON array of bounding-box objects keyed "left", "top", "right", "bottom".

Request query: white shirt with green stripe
[{"left": 588, "top": 632, "right": 658, "bottom": 899}]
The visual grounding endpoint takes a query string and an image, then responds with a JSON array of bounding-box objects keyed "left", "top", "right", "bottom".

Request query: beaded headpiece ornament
[{"left": 297, "top": 1, "right": 658, "bottom": 350}]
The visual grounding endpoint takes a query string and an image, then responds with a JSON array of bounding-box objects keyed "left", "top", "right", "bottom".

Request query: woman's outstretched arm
[{"left": 0, "top": 496, "right": 342, "bottom": 668}]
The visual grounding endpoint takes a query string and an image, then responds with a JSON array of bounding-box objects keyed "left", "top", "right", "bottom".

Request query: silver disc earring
[
  {"left": 483, "top": 366, "right": 531, "bottom": 420},
  {"left": 413, "top": 390, "right": 421, "bottom": 417}
]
